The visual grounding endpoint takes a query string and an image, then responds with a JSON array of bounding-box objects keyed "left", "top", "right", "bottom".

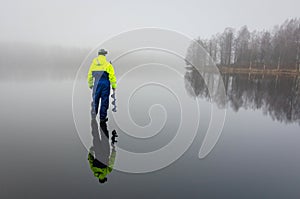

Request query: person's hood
[{"left": 97, "top": 55, "right": 108, "bottom": 64}]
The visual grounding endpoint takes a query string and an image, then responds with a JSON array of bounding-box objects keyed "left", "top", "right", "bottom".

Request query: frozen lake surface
[{"left": 0, "top": 74, "right": 300, "bottom": 198}]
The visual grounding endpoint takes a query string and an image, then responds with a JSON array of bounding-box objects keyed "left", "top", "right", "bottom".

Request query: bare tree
[
  {"left": 219, "top": 28, "right": 234, "bottom": 66},
  {"left": 234, "top": 26, "right": 250, "bottom": 67},
  {"left": 260, "top": 31, "right": 272, "bottom": 69}
]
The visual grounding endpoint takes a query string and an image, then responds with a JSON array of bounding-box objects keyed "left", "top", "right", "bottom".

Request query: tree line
[{"left": 187, "top": 18, "right": 300, "bottom": 71}]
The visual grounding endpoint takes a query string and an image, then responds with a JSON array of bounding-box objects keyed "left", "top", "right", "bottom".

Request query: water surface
[{"left": 0, "top": 73, "right": 300, "bottom": 198}]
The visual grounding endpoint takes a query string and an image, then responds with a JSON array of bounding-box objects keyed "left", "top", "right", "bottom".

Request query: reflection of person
[
  {"left": 88, "top": 119, "right": 116, "bottom": 183},
  {"left": 87, "top": 49, "right": 117, "bottom": 122}
]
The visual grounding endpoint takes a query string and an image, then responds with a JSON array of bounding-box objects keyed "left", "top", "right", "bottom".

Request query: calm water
[{"left": 1, "top": 73, "right": 300, "bottom": 198}]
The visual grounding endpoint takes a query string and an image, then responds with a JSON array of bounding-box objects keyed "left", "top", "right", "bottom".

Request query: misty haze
[{"left": 1, "top": 1, "right": 300, "bottom": 199}]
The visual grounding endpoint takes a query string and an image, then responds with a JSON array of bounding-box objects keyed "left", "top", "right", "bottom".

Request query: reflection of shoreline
[
  {"left": 219, "top": 66, "right": 300, "bottom": 76},
  {"left": 185, "top": 67, "right": 300, "bottom": 125},
  {"left": 185, "top": 65, "right": 300, "bottom": 76}
]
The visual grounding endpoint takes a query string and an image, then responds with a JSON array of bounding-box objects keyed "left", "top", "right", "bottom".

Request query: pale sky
[{"left": 0, "top": 0, "right": 299, "bottom": 48}]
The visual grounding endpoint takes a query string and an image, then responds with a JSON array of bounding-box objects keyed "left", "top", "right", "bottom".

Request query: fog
[
  {"left": 1, "top": 0, "right": 299, "bottom": 80},
  {"left": 0, "top": 42, "right": 88, "bottom": 80},
  {"left": 1, "top": 0, "right": 300, "bottom": 47}
]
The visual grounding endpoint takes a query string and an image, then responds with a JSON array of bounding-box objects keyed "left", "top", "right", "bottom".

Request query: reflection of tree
[
  {"left": 185, "top": 68, "right": 300, "bottom": 125},
  {"left": 184, "top": 67, "right": 209, "bottom": 99},
  {"left": 185, "top": 67, "right": 226, "bottom": 109}
]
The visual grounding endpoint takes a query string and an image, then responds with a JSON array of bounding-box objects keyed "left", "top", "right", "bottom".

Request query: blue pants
[{"left": 92, "top": 80, "right": 110, "bottom": 120}]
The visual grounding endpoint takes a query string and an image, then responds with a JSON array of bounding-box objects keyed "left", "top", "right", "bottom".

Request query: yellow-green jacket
[
  {"left": 88, "top": 150, "right": 116, "bottom": 181},
  {"left": 87, "top": 55, "right": 117, "bottom": 89}
]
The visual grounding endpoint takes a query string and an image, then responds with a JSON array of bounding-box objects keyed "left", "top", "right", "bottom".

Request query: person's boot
[{"left": 100, "top": 118, "right": 108, "bottom": 123}]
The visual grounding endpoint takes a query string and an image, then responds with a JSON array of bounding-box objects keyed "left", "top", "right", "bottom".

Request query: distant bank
[{"left": 218, "top": 66, "right": 300, "bottom": 76}]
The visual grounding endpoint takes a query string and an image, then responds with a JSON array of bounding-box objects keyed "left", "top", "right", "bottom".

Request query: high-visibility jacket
[
  {"left": 88, "top": 150, "right": 116, "bottom": 181},
  {"left": 87, "top": 55, "right": 117, "bottom": 89}
]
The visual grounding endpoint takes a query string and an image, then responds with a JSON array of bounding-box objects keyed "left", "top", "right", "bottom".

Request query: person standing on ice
[{"left": 87, "top": 49, "right": 117, "bottom": 123}]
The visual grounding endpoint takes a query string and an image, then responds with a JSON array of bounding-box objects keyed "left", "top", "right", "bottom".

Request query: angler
[{"left": 87, "top": 49, "right": 117, "bottom": 122}]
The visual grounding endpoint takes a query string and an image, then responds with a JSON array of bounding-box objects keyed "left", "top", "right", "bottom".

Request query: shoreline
[{"left": 218, "top": 66, "right": 300, "bottom": 76}]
